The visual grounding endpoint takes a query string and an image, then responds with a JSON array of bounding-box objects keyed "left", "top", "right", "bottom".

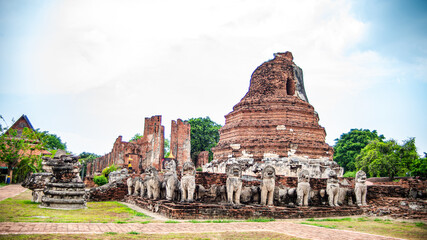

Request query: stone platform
[{"left": 124, "top": 195, "right": 364, "bottom": 220}]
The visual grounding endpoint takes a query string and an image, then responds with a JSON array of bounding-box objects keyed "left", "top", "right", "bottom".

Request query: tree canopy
[
  {"left": 0, "top": 127, "right": 45, "bottom": 182},
  {"left": 187, "top": 117, "right": 222, "bottom": 164},
  {"left": 333, "top": 129, "right": 385, "bottom": 172},
  {"left": 130, "top": 133, "right": 143, "bottom": 142},
  {"left": 355, "top": 138, "right": 419, "bottom": 180},
  {"left": 38, "top": 131, "right": 67, "bottom": 150}
]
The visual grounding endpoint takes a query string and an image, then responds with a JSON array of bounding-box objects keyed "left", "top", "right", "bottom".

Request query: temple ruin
[
  {"left": 207, "top": 52, "right": 342, "bottom": 178},
  {"left": 86, "top": 116, "right": 190, "bottom": 176}
]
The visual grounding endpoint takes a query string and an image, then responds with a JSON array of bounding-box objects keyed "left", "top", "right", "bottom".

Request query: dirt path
[
  {"left": 0, "top": 184, "right": 27, "bottom": 201},
  {"left": 0, "top": 221, "right": 403, "bottom": 240}
]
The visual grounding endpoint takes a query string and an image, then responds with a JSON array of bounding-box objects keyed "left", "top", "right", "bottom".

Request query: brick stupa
[{"left": 208, "top": 52, "right": 340, "bottom": 177}]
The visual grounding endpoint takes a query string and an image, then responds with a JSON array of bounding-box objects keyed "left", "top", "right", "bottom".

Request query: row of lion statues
[{"left": 126, "top": 161, "right": 368, "bottom": 207}]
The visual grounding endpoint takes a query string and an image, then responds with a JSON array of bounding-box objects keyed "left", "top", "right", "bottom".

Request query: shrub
[
  {"left": 196, "top": 167, "right": 203, "bottom": 172},
  {"left": 102, "top": 164, "right": 119, "bottom": 177},
  {"left": 94, "top": 175, "right": 108, "bottom": 186},
  {"left": 343, "top": 171, "right": 356, "bottom": 178}
]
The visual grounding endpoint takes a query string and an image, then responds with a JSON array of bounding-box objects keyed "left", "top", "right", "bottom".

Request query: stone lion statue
[
  {"left": 132, "top": 177, "right": 141, "bottom": 196},
  {"left": 326, "top": 171, "right": 340, "bottom": 207},
  {"left": 137, "top": 176, "right": 147, "bottom": 198},
  {"left": 126, "top": 177, "right": 133, "bottom": 195},
  {"left": 260, "top": 165, "right": 276, "bottom": 206},
  {"left": 163, "top": 160, "right": 179, "bottom": 201},
  {"left": 181, "top": 161, "right": 196, "bottom": 202},
  {"left": 145, "top": 166, "right": 161, "bottom": 200},
  {"left": 297, "top": 169, "right": 311, "bottom": 206},
  {"left": 354, "top": 170, "right": 368, "bottom": 206},
  {"left": 226, "top": 163, "right": 243, "bottom": 205}
]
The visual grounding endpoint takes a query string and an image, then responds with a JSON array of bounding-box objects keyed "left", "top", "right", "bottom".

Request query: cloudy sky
[{"left": 1, "top": 0, "right": 426, "bottom": 156}]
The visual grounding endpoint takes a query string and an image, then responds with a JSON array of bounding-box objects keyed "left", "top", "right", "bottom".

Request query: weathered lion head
[
  {"left": 226, "top": 163, "right": 242, "bottom": 178},
  {"left": 298, "top": 169, "right": 310, "bottom": 182},
  {"left": 145, "top": 166, "right": 158, "bottom": 177},
  {"left": 182, "top": 161, "right": 196, "bottom": 177},
  {"left": 355, "top": 170, "right": 367, "bottom": 183},
  {"left": 165, "top": 160, "right": 177, "bottom": 173},
  {"left": 262, "top": 165, "right": 276, "bottom": 180},
  {"left": 328, "top": 170, "right": 338, "bottom": 179}
]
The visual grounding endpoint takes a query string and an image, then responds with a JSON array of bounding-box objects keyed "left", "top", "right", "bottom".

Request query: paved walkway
[
  {"left": 0, "top": 185, "right": 402, "bottom": 239},
  {"left": 0, "top": 184, "right": 27, "bottom": 201},
  {"left": 0, "top": 221, "right": 402, "bottom": 239}
]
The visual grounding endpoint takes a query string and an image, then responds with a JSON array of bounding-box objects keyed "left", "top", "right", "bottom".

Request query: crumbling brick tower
[
  {"left": 141, "top": 115, "right": 165, "bottom": 170},
  {"left": 170, "top": 119, "right": 191, "bottom": 170},
  {"left": 212, "top": 52, "right": 334, "bottom": 162}
]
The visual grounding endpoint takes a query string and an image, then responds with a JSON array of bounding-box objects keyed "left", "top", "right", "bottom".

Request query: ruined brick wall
[
  {"left": 212, "top": 52, "right": 333, "bottom": 162},
  {"left": 88, "top": 136, "right": 144, "bottom": 176},
  {"left": 83, "top": 176, "right": 96, "bottom": 188},
  {"left": 87, "top": 177, "right": 128, "bottom": 202},
  {"left": 170, "top": 119, "right": 191, "bottom": 170},
  {"left": 140, "top": 116, "right": 164, "bottom": 170},
  {"left": 197, "top": 151, "right": 209, "bottom": 167},
  {"left": 87, "top": 116, "right": 166, "bottom": 176}
]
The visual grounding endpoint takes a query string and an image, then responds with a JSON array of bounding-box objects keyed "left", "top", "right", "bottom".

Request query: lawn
[
  {"left": 299, "top": 217, "right": 427, "bottom": 240},
  {"left": 0, "top": 231, "right": 305, "bottom": 240},
  {"left": 0, "top": 190, "right": 150, "bottom": 223}
]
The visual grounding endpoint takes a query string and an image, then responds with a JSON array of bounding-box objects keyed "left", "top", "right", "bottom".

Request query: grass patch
[
  {"left": 0, "top": 232, "right": 304, "bottom": 240},
  {"left": 298, "top": 217, "right": 427, "bottom": 240},
  {"left": 246, "top": 218, "right": 275, "bottom": 222},
  {"left": 105, "top": 232, "right": 118, "bottom": 235},
  {"left": 306, "top": 217, "right": 351, "bottom": 222},
  {"left": 164, "top": 220, "right": 180, "bottom": 223},
  {"left": 212, "top": 219, "right": 235, "bottom": 223},
  {"left": 127, "top": 231, "right": 139, "bottom": 235},
  {"left": 415, "top": 222, "right": 425, "bottom": 227},
  {"left": 301, "top": 222, "right": 337, "bottom": 229},
  {"left": 0, "top": 190, "right": 150, "bottom": 223},
  {"left": 0, "top": 183, "right": 7, "bottom": 188}
]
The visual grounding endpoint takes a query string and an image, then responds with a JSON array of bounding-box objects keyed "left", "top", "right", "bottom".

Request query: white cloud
[{"left": 7, "top": 0, "right": 425, "bottom": 154}]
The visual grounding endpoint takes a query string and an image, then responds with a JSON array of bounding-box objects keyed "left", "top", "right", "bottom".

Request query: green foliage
[
  {"left": 79, "top": 152, "right": 100, "bottom": 161},
  {"left": 355, "top": 138, "right": 420, "bottom": 180},
  {"left": 187, "top": 117, "right": 222, "bottom": 164},
  {"left": 101, "top": 164, "right": 119, "bottom": 177},
  {"left": 164, "top": 138, "right": 170, "bottom": 157},
  {"left": 0, "top": 126, "right": 46, "bottom": 183},
  {"left": 93, "top": 175, "right": 108, "bottom": 186},
  {"left": 78, "top": 152, "right": 100, "bottom": 179},
  {"left": 333, "top": 129, "right": 385, "bottom": 171},
  {"left": 343, "top": 171, "right": 356, "bottom": 178},
  {"left": 410, "top": 153, "right": 427, "bottom": 177},
  {"left": 196, "top": 167, "right": 203, "bottom": 172},
  {"left": 37, "top": 131, "right": 67, "bottom": 150},
  {"left": 130, "top": 133, "right": 143, "bottom": 142}
]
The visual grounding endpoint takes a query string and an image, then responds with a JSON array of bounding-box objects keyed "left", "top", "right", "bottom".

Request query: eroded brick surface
[{"left": 212, "top": 52, "right": 333, "bottom": 162}]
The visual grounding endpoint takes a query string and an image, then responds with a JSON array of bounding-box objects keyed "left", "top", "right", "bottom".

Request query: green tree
[
  {"left": 187, "top": 117, "right": 222, "bottom": 164},
  {"left": 164, "top": 138, "right": 170, "bottom": 157},
  {"left": 79, "top": 152, "right": 100, "bottom": 179},
  {"left": 333, "top": 129, "right": 385, "bottom": 172},
  {"left": 130, "top": 133, "right": 143, "bottom": 142},
  {"left": 0, "top": 127, "right": 45, "bottom": 182},
  {"left": 355, "top": 138, "right": 419, "bottom": 180},
  {"left": 411, "top": 153, "right": 427, "bottom": 178},
  {"left": 38, "top": 131, "right": 67, "bottom": 150}
]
